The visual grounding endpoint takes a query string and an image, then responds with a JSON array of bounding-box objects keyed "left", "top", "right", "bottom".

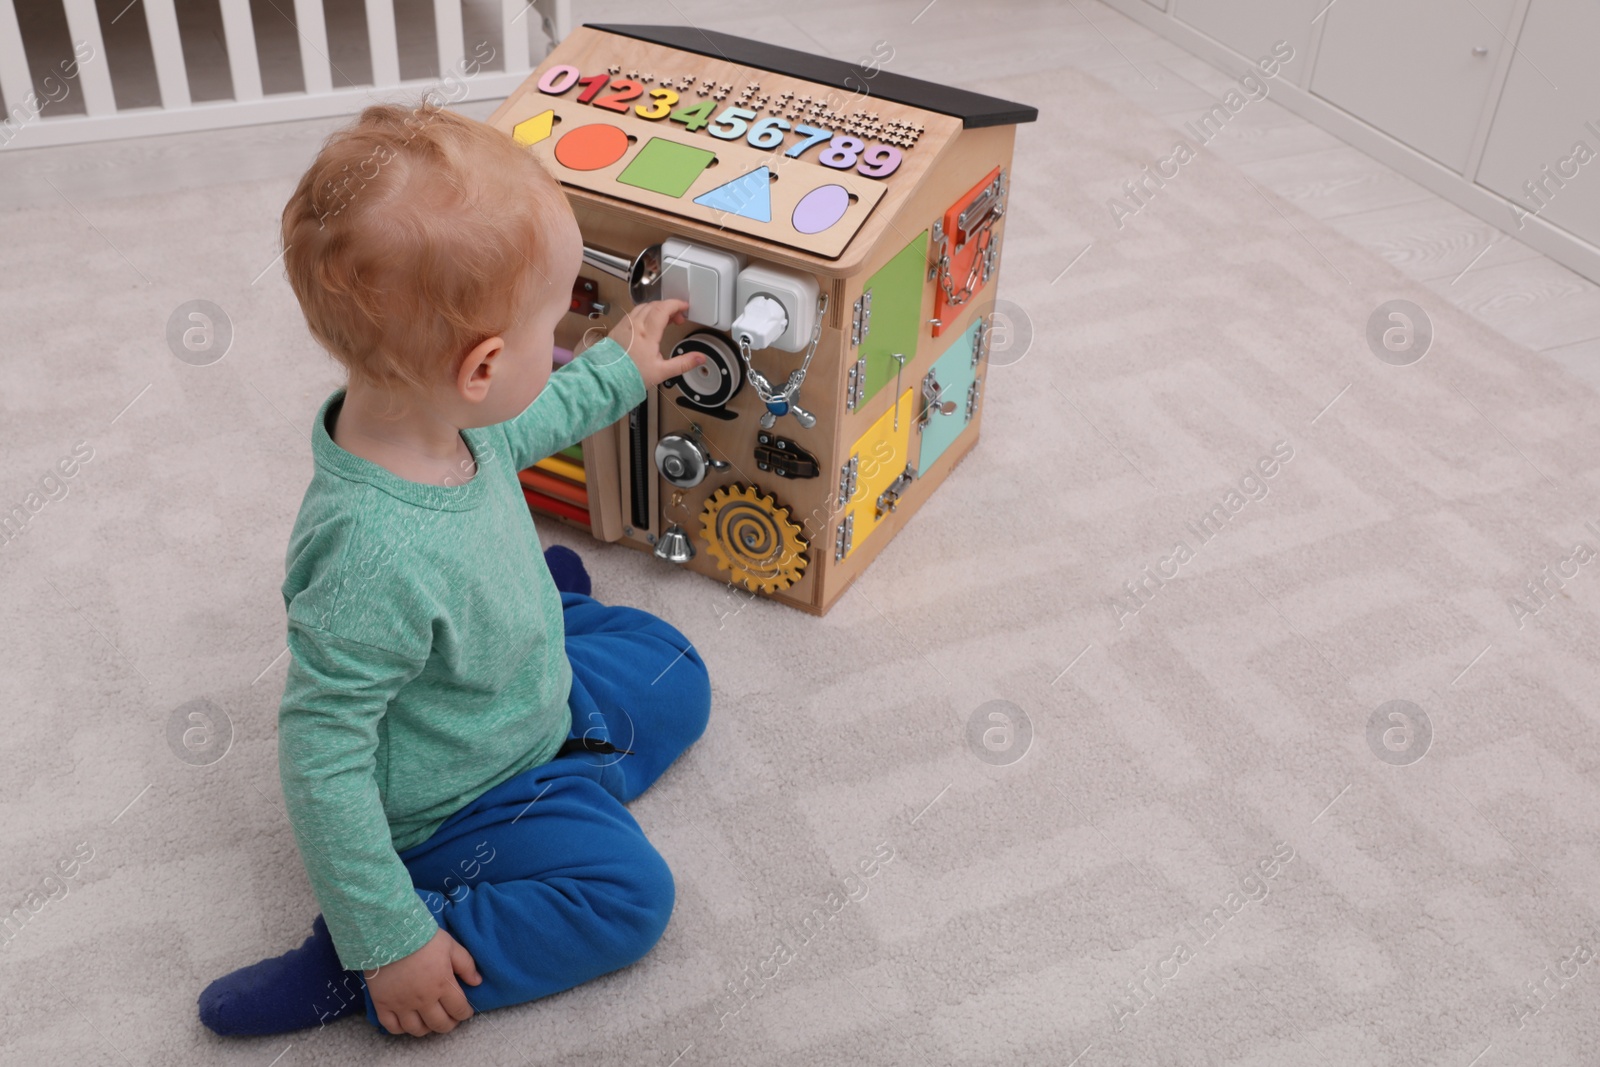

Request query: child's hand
[
  {"left": 607, "top": 299, "right": 707, "bottom": 390},
  {"left": 363, "top": 927, "right": 482, "bottom": 1037}
]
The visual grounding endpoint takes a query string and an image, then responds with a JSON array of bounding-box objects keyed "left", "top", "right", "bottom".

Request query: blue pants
[{"left": 357, "top": 592, "right": 710, "bottom": 1033}]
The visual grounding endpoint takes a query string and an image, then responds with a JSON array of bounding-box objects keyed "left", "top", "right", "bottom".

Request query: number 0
[{"left": 537, "top": 65, "right": 580, "bottom": 94}]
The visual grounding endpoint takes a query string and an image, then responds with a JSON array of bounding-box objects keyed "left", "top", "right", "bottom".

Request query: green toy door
[{"left": 853, "top": 229, "right": 928, "bottom": 411}]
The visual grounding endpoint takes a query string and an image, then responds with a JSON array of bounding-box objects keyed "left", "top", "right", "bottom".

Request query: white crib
[{"left": 0, "top": 0, "right": 568, "bottom": 149}]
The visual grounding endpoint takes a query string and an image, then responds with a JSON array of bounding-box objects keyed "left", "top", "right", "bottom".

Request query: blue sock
[
  {"left": 198, "top": 914, "right": 366, "bottom": 1036},
  {"left": 544, "top": 544, "right": 591, "bottom": 597}
]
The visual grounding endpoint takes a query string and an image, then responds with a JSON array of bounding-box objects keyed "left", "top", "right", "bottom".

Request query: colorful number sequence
[{"left": 536, "top": 64, "right": 903, "bottom": 179}]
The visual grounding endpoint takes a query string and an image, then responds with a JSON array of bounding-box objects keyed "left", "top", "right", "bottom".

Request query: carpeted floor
[{"left": 4, "top": 20, "right": 1600, "bottom": 1067}]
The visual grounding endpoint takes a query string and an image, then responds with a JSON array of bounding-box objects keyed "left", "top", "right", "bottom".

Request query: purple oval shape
[{"left": 792, "top": 184, "right": 850, "bottom": 235}]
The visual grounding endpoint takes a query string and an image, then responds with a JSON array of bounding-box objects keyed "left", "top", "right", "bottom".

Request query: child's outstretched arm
[{"left": 497, "top": 299, "right": 703, "bottom": 470}]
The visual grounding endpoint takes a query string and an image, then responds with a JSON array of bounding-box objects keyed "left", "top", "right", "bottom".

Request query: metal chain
[
  {"left": 737, "top": 290, "right": 829, "bottom": 404},
  {"left": 933, "top": 210, "right": 1000, "bottom": 309}
]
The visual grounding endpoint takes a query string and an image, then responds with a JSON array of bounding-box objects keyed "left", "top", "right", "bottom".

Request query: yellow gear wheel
[{"left": 698, "top": 483, "right": 808, "bottom": 594}]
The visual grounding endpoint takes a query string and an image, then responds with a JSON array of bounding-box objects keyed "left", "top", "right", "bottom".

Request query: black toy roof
[{"left": 584, "top": 23, "right": 1039, "bottom": 129}]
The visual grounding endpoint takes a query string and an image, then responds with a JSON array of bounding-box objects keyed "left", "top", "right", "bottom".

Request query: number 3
[{"left": 636, "top": 87, "right": 678, "bottom": 120}]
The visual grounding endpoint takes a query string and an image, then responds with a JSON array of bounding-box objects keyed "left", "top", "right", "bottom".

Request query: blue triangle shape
[{"left": 693, "top": 167, "right": 771, "bottom": 222}]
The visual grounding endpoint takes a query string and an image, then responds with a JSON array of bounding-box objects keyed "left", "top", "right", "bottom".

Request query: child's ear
[{"left": 458, "top": 335, "right": 505, "bottom": 400}]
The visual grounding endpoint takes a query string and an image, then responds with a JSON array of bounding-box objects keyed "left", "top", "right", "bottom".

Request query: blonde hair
[{"left": 281, "top": 97, "right": 566, "bottom": 416}]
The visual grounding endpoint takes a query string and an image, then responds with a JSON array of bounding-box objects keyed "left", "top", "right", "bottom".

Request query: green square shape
[{"left": 616, "top": 138, "right": 717, "bottom": 198}]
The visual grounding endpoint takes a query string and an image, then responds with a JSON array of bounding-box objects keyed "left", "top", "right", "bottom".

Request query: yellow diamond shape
[{"left": 512, "top": 109, "right": 554, "bottom": 147}]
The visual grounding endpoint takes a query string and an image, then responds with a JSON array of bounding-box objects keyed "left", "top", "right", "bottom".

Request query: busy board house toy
[{"left": 488, "top": 23, "right": 1037, "bottom": 616}]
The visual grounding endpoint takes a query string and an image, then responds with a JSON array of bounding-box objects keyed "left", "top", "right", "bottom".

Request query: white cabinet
[
  {"left": 1171, "top": 0, "right": 1312, "bottom": 79},
  {"left": 1475, "top": 0, "right": 1600, "bottom": 249},
  {"left": 1102, "top": 0, "right": 1600, "bottom": 284},
  {"left": 1309, "top": 0, "right": 1518, "bottom": 172}
]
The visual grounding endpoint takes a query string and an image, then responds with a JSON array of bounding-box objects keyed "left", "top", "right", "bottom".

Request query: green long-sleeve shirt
[{"left": 277, "top": 337, "right": 646, "bottom": 972}]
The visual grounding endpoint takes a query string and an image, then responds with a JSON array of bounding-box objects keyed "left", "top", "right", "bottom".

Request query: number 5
[{"left": 708, "top": 106, "right": 757, "bottom": 140}]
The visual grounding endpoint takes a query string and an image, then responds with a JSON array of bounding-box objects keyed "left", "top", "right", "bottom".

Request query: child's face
[{"left": 465, "top": 203, "right": 582, "bottom": 426}]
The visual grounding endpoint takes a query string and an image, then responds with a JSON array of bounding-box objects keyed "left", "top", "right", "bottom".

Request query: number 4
[{"left": 670, "top": 99, "right": 716, "bottom": 132}]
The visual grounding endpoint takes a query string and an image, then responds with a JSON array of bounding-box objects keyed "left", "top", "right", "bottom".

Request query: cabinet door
[
  {"left": 1172, "top": 0, "right": 1313, "bottom": 81},
  {"left": 1476, "top": 0, "right": 1600, "bottom": 249},
  {"left": 1308, "top": 0, "right": 1517, "bottom": 173}
]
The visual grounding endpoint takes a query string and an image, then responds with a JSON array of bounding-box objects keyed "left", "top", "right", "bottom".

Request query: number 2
[{"left": 592, "top": 78, "right": 644, "bottom": 112}]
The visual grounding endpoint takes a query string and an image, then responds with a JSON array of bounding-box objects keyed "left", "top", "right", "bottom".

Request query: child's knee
[
  {"left": 678, "top": 647, "right": 711, "bottom": 745},
  {"left": 611, "top": 843, "right": 675, "bottom": 965},
  {"left": 643, "top": 626, "right": 711, "bottom": 744}
]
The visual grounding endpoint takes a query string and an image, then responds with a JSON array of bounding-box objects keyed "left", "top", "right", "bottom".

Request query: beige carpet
[{"left": 4, "top": 18, "right": 1600, "bottom": 1067}]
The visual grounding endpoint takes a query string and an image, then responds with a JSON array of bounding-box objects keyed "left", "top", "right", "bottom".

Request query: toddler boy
[{"left": 197, "top": 99, "right": 712, "bottom": 1039}]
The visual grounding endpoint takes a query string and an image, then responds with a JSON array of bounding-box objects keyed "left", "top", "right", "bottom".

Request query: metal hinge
[
  {"left": 850, "top": 291, "right": 871, "bottom": 348},
  {"left": 966, "top": 378, "right": 983, "bottom": 424},
  {"left": 837, "top": 454, "right": 858, "bottom": 507},
  {"left": 845, "top": 356, "right": 867, "bottom": 410},
  {"left": 973, "top": 315, "right": 990, "bottom": 368},
  {"left": 834, "top": 513, "right": 854, "bottom": 560},
  {"left": 876, "top": 467, "right": 914, "bottom": 520}
]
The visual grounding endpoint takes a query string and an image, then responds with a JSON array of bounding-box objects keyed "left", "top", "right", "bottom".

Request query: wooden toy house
[{"left": 485, "top": 23, "right": 1037, "bottom": 616}]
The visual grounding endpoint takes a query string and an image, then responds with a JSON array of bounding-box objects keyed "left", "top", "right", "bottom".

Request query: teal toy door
[{"left": 915, "top": 314, "right": 984, "bottom": 477}]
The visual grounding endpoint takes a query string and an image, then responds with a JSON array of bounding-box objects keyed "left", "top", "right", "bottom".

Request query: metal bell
[{"left": 653, "top": 522, "right": 695, "bottom": 564}]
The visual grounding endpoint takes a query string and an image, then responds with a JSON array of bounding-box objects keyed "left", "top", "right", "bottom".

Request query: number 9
[{"left": 857, "top": 144, "right": 902, "bottom": 178}]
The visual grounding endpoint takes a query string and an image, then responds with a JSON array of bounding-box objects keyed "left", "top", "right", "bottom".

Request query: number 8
[{"left": 819, "top": 135, "right": 864, "bottom": 169}]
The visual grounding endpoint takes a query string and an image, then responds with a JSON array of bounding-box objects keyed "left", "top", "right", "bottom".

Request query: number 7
[{"left": 786, "top": 124, "right": 831, "bottom": 158}]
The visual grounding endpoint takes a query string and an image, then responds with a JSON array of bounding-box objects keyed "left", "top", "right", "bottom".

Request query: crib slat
[
  {"left": 60, "top": 0, "right": 114, "bottom": 116},
  {"left": 366, "top": 0, "right": 400, "bottom": 88},
  {"left": 294, "top": 0, "right": 332, "bottom": 95},
  {"left": 434, "top": 0, "right": 464, "bottom": 82},
  {"left": 537, "top": 0, "right": 571, "bottom": 51},
  {"left": 0, "top": 0, "right": 31, "bottom": 121},
  {"left": 500, "top": 0, "right": 529, "bottom": 72},
  {"left": 143, "top": 0, "right": 191, "bottom": 110},
  {"left": 217, "top": 0, "right": 262, "bottom": 101}
]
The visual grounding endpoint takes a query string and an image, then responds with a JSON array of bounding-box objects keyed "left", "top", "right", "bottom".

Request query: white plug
[
  {"left": 731, "top": 295, "right": 789, "bottom": 352},
  {"left": 734, "top": 265, "right": 819, "bottom": 351}
]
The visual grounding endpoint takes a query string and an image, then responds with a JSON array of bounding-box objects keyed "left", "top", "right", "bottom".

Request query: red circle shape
[{"left": 554, "top": 124, "right": 629, "bottom": 171}]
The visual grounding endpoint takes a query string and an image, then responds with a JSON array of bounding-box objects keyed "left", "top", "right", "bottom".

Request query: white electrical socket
[
  {"left": 660, "top": 238, "right": 744, "bottom": 331},
  {"left": 734, "top": 264, "right": 820, "bottom": 352}
]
